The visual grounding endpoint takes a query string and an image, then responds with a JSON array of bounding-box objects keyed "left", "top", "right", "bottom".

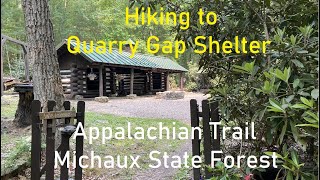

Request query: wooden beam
[
  {"left": 180, "top": 73, "right": 184, "bottom": 90},
  {"left": 1, "top": 38, "right": 5, "bottom": 96},
  {"left": 1, "top": 35, "right": 29, "bottom": 87},
  {"left": 23, "top": 51, "right": 30, "bottom": 81},
  {"left": 39, "top": 110, "right": 76, "bottom": 120},
  {"left": 1, "top": 34, "right": 27, "bottom": 47},
  {"left": 166, "top": 73, "right": 170, "bottom": 91},
  {"left": 99, "top": 64, "right": 103, "bottom": 97},
  {"left": 130, "top": 68, "right": 134, "bottom": 95}
]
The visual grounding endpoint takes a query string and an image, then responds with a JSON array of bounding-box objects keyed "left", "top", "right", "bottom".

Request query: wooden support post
[
  {"left": 45, "top": 101, "right": 56, "bottom": 180},
  {"left": 22, "top": 46, "right": 29, "bottom": 81},
  {"left": 60, "top": 101, "right": 71, "bottom": 180},
  {"left": 99, "top": 64, "right": 103, "bottom": 97},
  {"left": 150, "top": 72, "right": 153, "bottom": 91},
  {"left": 75, "top": 101, "right": 85, "bottom": 180},
  {"left": 202, "top": 100, "right": 212, "bottom": 179},
  {"left": 210, "top": 101, "right": 221, "bottom": 165},
  {"left": 130, "top": 68, "right": 134, "bottom": 95},
  {"left": 166, "top": 73, "right": 170, "bottom": 91},
  {"left": 190, "top": 99, "right": 201, "bottom": 180},
  {"left": 31, "top": 100, "right": 41, "bottom": 180},
  {"left": 1, "top": 37, "right": 6, "bottom": 96},
  {"left": 180, "top": 73, "right": 184, "bottom": 90}
]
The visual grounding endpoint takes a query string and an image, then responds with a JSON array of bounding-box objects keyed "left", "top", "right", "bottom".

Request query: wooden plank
[
  {"left": 45, "top": 101, "right": 56, "bottom": 180},
  {"left": 210, "top": 101, "right": 221, "bottom": 161},
  {"left": 31, "top": 100, "right": 41, "bottom": 180},
  {"left": 130, "top": 68, "right": 134, "bottom": 95},
  {"left": 63, "top": 101, "right": 71, "bottom": 124},
  {"left": 61, "top": 78, "right": 71, "bottom": 83},
  {"left": 190, "top": 99, "right": 201, "bottom": 180},
  {"left": 1, "top": 34, "right": 27, "bottom": 46},
  {"left": 39, "top": 110, "right": 76, "bottom": 120},
  {"left": 60, "top": 70, "right": 72, "bottom": 74},
  {"left": 202, "top": 100, "right": 212, "bottom": 179},
  {"left": 166, "top": 73, "right": 170, "bottom": 90},
  {"left": 75, "top": 101, "right": 85, "bottom": 180},
  {"left": 24, "top": 53, "right": 29, "bottom": 81},
  {"left": 60, "top": 101, "right": 71, "bottom": 179},
  {"left": 180, "top": 73, "right": 184, "bottom": 90},
  {"left": 1, "top": 37, "right": 5, "bottom": 96},
  {"left": 99, "top": 65, "right": 103, "bottom": 97}
]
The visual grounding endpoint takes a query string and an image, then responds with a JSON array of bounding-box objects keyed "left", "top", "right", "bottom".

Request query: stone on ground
[
  {"left": 74, "top": 95, "right": 83, "bottom": 100},
  {"left": 127, "top": 94, "right": 137, "bottom": 99},
  {"left": 156, "top": 91, "right": 185, "bottom": 100},
  {"left": 94, "top": 96, "right": 109, "bottom": 103}
]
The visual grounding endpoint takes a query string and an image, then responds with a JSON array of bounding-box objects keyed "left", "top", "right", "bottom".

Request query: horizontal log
[
  {"left": 60, "top": 70, "right": 72, "bottom": 74},
  {"left": 61, "top": 74, "right": 72, "bottom": 78},
  {"left": 61, "top": 79, "right": 71, "bottom": 83},
  {"left": 77, "top": 71, "right": 86, "bottom": 75}
]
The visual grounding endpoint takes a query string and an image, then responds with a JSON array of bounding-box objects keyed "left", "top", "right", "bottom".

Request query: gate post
[
  {"left": 75, "top": 101, "right": 85, "bottom": 180},
  {"left": 31, "top": 100, "right": 41, "bottom": 180},
  {"left": 190, "top": 99, "right": 201, "bottom": 180},
  {"left": 210, "top": 101, "right": 221, "bottom": 164},
  {"left": 202, "top": 100, "right": 212, "bottom": 179},
  {"left": 45, "top": 101, "right": 56, "bottom": 180}
]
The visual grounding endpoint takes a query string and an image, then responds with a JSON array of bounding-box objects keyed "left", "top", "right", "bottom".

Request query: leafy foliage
[{"left": 131, "top": 0, "right": 318, "bottom": 178}]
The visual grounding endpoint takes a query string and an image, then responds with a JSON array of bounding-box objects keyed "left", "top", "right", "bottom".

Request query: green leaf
[
  {"left": 272, "top": 68, "right": 291, "bottom": 83},
  {"left": 290, "top": 150, "right": 299, "bottom": 165},
  {"left": 292, "top": 59, "right": 304, "bottom": 68},
  {"left": 305, "top": 111, "right": 319, "bottom": 121},
  {"left": 293, "top": 79, "right": 300, "bottom": 88},
  {"left": 311, "top": 89, "right": 319, "bottom": 99},
  {"left": 269, "top": 98, "right": 285, "bottom": 113},
  {"left": 291, "top": 104, "right": 309, "bottom": 109},
  {"left": 286, "top": 171, "right": 294, "bottom": 180},
  {"left": 264, "top": 152, "right": 284, "bottom": 159},
  {"left": 303, "top": 117, "right": 318, "bottom": 124},
  {"left": 279, "top": 120, "right": 287, "bottom": 144},
  {"left": 285, "top": 95, "right": 295, "bottom": 103},
  {"left": 300, "top": 97, "right": 314, "bottom": 107},
  {"left": 296, "top": 124, "right": 319, "bottom": 128},
  {"left": 290, "top": 121, "right": 299, "bottom": 144},
  {"left": 297, "top": 50, "right": 308, "bottom": 54}
]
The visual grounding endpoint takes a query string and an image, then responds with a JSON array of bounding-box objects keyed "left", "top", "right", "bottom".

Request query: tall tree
[{"left": 22, "top": 0, "right": 64, "bottom": 110}]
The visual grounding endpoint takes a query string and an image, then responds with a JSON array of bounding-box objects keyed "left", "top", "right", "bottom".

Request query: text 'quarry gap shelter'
[{"left": 56, "top": 40, "right": 187, "bottom": 98}]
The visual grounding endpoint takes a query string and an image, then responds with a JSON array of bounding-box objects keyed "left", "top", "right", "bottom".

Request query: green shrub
[{"left": 186, "top": 81, "right": 198, "bottom": 91}]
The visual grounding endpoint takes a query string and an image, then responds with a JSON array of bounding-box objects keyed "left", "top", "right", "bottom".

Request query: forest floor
[{"left": 1, "top": 92, "right": 208, "bottom": 180}]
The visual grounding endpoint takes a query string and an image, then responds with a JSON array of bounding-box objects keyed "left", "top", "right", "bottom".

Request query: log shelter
[{"left": 56, "top": 40, "right": 187, "bottom": 98}]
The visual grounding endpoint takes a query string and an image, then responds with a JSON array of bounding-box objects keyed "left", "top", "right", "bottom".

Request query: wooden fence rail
[{"left": 190, "top": 99, "right": 221, "bottom": 180}]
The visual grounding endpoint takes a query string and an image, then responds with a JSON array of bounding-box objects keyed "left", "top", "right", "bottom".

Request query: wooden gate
[
  {"left": 190, "top": 99, "right": 221, "bottom": 180},
  {"left": 31, "top": 100, "right": 85, "bottom": 180}
]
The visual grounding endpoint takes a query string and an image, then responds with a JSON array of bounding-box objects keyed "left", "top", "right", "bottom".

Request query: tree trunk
[
  {"left": 22, "top": 0, "right": 65, "bottom": 111},
  {"left": 14, "top": 92, "right": 33, "bottom": 126}
]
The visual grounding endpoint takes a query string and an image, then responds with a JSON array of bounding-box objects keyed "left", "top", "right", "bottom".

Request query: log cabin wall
[
  {"left": 104, "top": 67, "right": 113, "bottom": 96},
  {"left": 58, "top": 53, "right": 90, "bottom": 98},
  {"left": 58, "top": 52, "right": 176, "bottom": 98}
]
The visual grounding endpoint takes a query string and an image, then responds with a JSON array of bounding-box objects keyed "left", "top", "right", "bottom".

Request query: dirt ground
[
  {"left": 79, "top": 92, "right": 209, "bottom": 123},
  {"left": 79, "top": 92, "right": 209, "bottom": 180}
]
